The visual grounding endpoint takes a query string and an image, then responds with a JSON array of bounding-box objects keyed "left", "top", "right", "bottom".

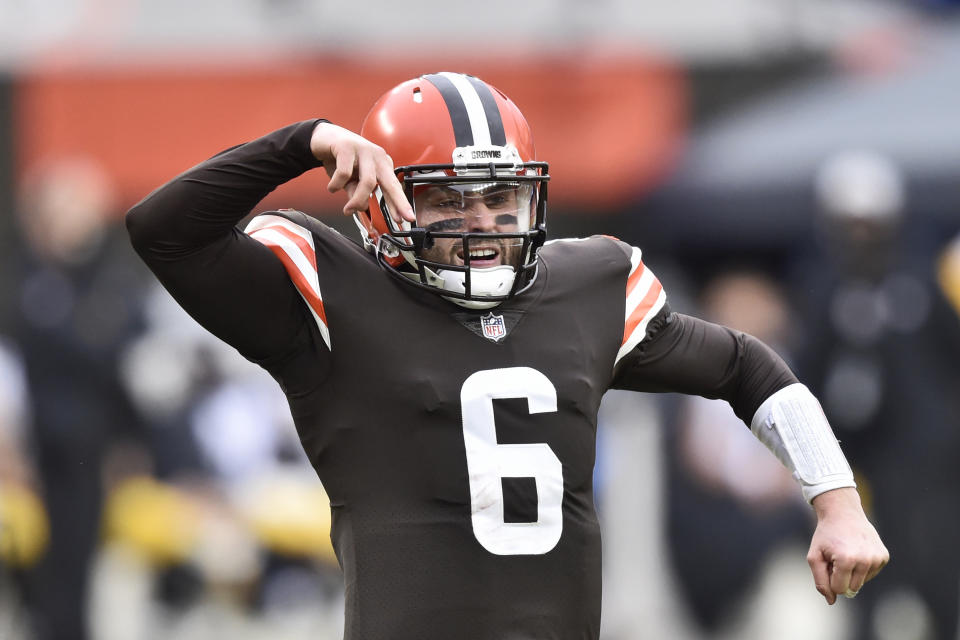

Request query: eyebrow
[{"left": 421, "top": 187, "right": 461, "bottom": 199}]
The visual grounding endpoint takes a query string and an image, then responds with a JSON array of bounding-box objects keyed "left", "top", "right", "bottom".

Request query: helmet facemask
[
  {"left": 375, "top": 151, "right": 548, "bottom": 309},
  {"left": 358, "top": 72, "right": 549, "bottom": 309}
]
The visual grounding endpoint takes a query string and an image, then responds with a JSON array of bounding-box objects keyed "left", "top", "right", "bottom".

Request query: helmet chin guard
[
  {"left": 429, "top": 265, "right": 522, "bottom": 310},
  {"left": 359, "top": 72, "right": 549, "bottom": 309}
]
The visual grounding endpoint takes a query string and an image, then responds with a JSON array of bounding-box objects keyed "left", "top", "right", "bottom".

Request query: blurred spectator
[
  {"left": 662, "top": 270, "right": 822, "bottom": 638},
  {"left": 0, "top": 338, "right": 34, "bottom": 492},
  {"left": 795, "top": 150, "right": 960, "bottom": 640},
  {"left": 100, "top": 284, "right": 343, "bottom": 638},
  {"left": 3, "top": 156, "right": 149, "bottom": 640},
  {"left": 939, "top": 234, "right": 960, "bottom": 319},
  {"left": 0, "top": 337, "right": 47, "bottom": 640}
]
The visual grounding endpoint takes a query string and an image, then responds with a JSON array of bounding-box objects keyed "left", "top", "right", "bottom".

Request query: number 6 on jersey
[{"left": 460, "top": 367, "right": 564, "bottom": 555}]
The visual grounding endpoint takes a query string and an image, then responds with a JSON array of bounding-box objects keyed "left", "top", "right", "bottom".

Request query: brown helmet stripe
[
  {"left": 464, "top": 74, "right": 506, "bottom": 146},
  {"left": 423, "top": 73, "right": 474, "bottom": 147},
  {"left": 424, "top": 72, "right": 507, "bottom": 149}
]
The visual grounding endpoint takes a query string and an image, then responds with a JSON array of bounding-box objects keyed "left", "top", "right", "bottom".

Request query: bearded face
[{"left": 413, "top": 183, "right": 535, "bottom": 271}]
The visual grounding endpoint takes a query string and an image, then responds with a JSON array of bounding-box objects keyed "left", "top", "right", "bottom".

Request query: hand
[
  {"left": 808, "top": 487, "right": 889, "bottom": 604},
  {"left": 309, "top": 121, "right": 414, "bottom": 224}
]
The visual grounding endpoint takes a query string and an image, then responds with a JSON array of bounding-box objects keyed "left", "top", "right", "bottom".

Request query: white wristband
[{"left": 750, "top": 383, "right": 856, "bottom": 504}]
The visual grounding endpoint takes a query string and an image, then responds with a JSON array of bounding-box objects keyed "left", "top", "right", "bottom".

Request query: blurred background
[{"left": 1, "top": 1, "right": 959, "bottom": 639}]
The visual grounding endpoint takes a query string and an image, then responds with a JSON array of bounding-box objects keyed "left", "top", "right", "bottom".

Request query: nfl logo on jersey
[{"left": 480, "top": 312, "right": 507, "bottom": 342}]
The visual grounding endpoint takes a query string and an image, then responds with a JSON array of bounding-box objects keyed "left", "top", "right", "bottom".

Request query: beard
[{"left": 418, "top": 236, "right": 524, "bottom": 270}]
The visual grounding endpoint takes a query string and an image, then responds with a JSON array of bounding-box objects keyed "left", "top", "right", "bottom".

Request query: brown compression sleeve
[
  {"left": 611, "top": 308, "right": 798, "bottom": 423},
  {"left": 125, "top": 120, "right": 325, "bottom": 364}
]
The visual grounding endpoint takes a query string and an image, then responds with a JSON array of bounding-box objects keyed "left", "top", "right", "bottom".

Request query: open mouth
[{"left": 458, "top": 246, "right": 501, "bottom": 267}]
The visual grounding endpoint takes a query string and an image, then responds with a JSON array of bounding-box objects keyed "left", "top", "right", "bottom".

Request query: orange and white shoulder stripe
[
  {"left": 615, "top": 246, "right": 666, "bottom": 366},
  {"left": 245, "top": 214, "right": 331, "bottom": 351}
]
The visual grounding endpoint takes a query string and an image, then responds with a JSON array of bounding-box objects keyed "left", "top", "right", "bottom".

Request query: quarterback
[{"left": 127, "top": 72, "right": 888, "bottom": 639}]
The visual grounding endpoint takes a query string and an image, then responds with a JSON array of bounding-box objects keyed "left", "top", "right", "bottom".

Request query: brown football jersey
[
  {"left": 128, "top": 121, "right": 796, "bottom": 640},
  {"left": 246, "top": 211, "right": 667, "bottom": 639}
]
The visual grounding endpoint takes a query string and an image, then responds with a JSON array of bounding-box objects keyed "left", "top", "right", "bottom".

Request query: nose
[{"left": 465, "top": 203, "right": 498, "bottom": 232}]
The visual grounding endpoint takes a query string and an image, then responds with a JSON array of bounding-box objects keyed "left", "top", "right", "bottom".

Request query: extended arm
[
  {"left": 612, "top": 310, "right": 795, "bottom": 422},
  {"left": 613, "top": 309, "right": 888, "bottom": 603}
]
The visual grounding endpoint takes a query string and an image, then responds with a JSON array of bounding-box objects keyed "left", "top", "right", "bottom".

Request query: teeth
[{"left": 469, "top": 249, "right": 497, "bottom": 258}]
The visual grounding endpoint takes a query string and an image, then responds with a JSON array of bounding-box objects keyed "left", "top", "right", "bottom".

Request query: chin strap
[{"left": 750, "top": 383, "right": 857, "bottom": 504}]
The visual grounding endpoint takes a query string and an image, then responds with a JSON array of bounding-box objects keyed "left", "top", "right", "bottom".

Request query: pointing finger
[
  {"left": 376, "top": 157, "right": 413, "bottom": 223},
  {"left": 343, "top": 153, "right": 377, "bottom": 216},
  {"left": 327, "top": 146, "right": 357, "bottom": 194}
]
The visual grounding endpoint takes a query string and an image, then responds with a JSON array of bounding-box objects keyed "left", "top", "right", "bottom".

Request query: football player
[{"left": 127, "top": 72, "right": 888, "bottom": 639}]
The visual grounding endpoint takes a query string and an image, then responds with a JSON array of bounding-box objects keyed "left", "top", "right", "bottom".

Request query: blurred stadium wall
[
  {"left": 12, "top": 59, "right": 684, "bottom": 214},
  {"left": 0, "top": 0, "right": 919, "bottom": 220}
]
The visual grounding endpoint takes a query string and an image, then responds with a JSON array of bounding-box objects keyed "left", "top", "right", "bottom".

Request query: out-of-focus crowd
[
  {"left": 0, "top": 158, "right": 344, "bottom": 640},
  {"left": 0, "top": 148, "right": 958, "bottom": 640}
]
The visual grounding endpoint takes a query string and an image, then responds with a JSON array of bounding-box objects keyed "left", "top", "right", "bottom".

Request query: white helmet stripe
[{"left": 439, "top": 72, "right": 492, "bottom": 146}]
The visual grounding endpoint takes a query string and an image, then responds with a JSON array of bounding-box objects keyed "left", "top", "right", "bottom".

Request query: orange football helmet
[{"left": 357, "top": 72, "right": 549, "bottom": 309}]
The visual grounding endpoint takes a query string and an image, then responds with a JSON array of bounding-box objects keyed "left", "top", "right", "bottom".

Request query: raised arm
[
  {"left": 613, "top": 309, "right": 889, "bottom": 604},
  {"left": 126, "top": 120, "right": 412, "bottom": 365},
  {"left": 126, "top": 120, "right": 324, "bottom": 364}
]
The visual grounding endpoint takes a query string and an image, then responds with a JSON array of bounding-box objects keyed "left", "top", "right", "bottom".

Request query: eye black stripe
[
  {"left": 423, "top": 73, "right": 473, "bottom": 147},
  {"left": 465, "top": 75, "right": 506, "bottom": 146}
]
